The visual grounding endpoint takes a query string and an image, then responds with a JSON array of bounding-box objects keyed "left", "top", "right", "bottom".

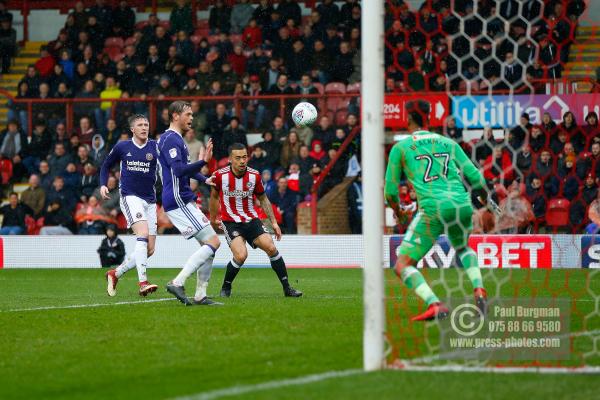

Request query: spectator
[
  {"left": 75, "top": 116, "right": 95, "bottom": 147},
  {"left": 515, "top": 143, "right": 533, "bottom": 180},
  {"left": 48, "top": 64, "right": 70, "bottom": 95},
  {"left": 550, "top": 129, "right": 569, "bottom": 156},
  {"left": 222, "top": 117, "right": 248, "bottom": 156},
  {"left": 256, "top": 131, "right": 281, "bottom": 169},
  {"left": 231, "top": 0, "right": 254, "bottom": 34},
  {"left": 587, "top": 192, "right": 600, "bottom": 234},
  {"left": 74, "top": 80, "right": 99, "bottom": 122},
  {"left": 20, "top": 174, "right": 46, "bottom": 218},
  {"left": 243, "top": 18, "right": 263, "bottom": 49},
  {"left": 525, "top": 174, "right": 546, "bottom": 222},
  {"left": 347, "top": 174, "right": 362, "bottom": 235},
  {"left": 174, "top": 30, "right": 195, "bottom": 67},
  {"left": 184, "top": 129, "right": 204, "bottom": 162},
  {"left": 38, "top": 160, "right": 53, "bottom": 191},
  {"left": 311, "top": 39, "right": 332, "bottom": 84},
  {"left": 280, "top": 130, "right": 302, "bottom": 169},
  {"left": 20, "top": 65, "right": 41, "bottom": 98},
  {"left": 190, "top": 101, "right": 207, "bottom": 141},
  {"left": 76, "top": 195, "right": 110, "bottom": 234},
  {"left": 268, "top": 177, "right": 299, "bottom": 233},
  {"left": 294, "top": 145, "right": 315, "bottom": 174},
  {"left": 471, "top": 127, "right": 496, "bottom": 166},
  {"left": 62, "top": 162, "right": 81, "bottom": 191},
  {"left": 0, "top": 15, "right": 16, "bottom": 74},
  {"left": 318, "top": 148, "right": 347, "bottom": 198},
  {"left": 0, "top": 120, "right": 27, "bottom": 160},
  {"left": 20, "top": 120, "right": 51, "bottom": 175},
  {"left": 495, "top": 181, "right": 534, "bottom": 233},
  {"left": 286, "top": 39, "right": 309, "bottom": 82},
  {"left": 312, "top": 116, "right": 335, "bottom": 149},
  {"left": 7, "top": 83, "right": 29, "bottom": 132},
  {"left": 39, "top": 199, "right": 73, "bottom": 235},
  {"left": 98, "top": 224, "right": 125, "bottom": 268},
  {"left": 331, "top": 41, "right": 355, "bottom": 83},
  {"left": 228, "top": 44, "right": 248, "bottom": 76},
  {"left": 309, "top": 141, "right": 326, "bottom": 162},
  {"left": 0, "top": 192, "right": 31, "bottom": 235},
  {"left": 503, "top": 52, "right": 523, "bottom": 87},
  {"left": 208, "top": 103, "right": 231, "bottom": 160},
  {"left": 508, "top": 112, "right": 531, "bottom": 152},
  {"left": 89, "top": 0, "right": 113, "bottom": 32},
  {"left": 72, "top": 62, "right": 92, "bottom": 94},
  {"left": 529, "top": 125, "right": 547, "bottom": 153},
  {"left": 209, "top": 0, "right": 232, "bottom": 34},
  {"left": 34, "top": 45, "right": 56, "bottom": 79},
  {"left": 483, "top": 146, "right": 514, "bottom": 186},
  {"left": 242, "top": 75, "right": 267, "bottom": 130},
  {"left": 112, "top": 0, "right": 135, "bottom": 39},
  {"left": 248, "top": 143, "right": 271, "bottom": 172},
  {"left": 79, "top": 162, "right": 99, "bottom": 202},
  {"left": 261, "top": 58, "right": 282, "bottom": 91},
  {"left": 48, "top": 143, "right": 73, "bottom": 177},
  {"left": 583, "top": 173, "right": 598, "bottom": 206},
  {"left": 277, "top": 0, "right": 301, "bottom": 26},
  {"left": 295, "top": 74, "right": 319, "bottom": 106},
  {"left": 170, "top": 0, "right": 193, "bottom": 35},
  {"left": 151, "top": 25, "right": 172, "bottom": 61},
  {"left": 253, "top": 0, "right": 274, "bottom": 27},
  {"left": 98, "top": 77, "right": 122, "bottom": 131},
  {"left": 583, "top": 112, "right": 599, "bottom": 137}
]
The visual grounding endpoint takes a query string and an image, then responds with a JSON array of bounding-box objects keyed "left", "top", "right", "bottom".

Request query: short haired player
[
  {"left": 158, "top": 100, "right": 221, "bottom": 306},
  {"left": 384, "top": 101, "right": 494, "bottom": 321},
  {"left": 100, "top": 114, "right": 159, "bottom": 297},
  {"left": 210, "top": 143, "right": 302, "bottom": 298}
]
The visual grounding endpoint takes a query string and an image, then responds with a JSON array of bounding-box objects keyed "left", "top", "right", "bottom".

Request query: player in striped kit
[
  {"left": 158, "top": 101, "right": 221, "bottom": 306},
  {"left": 210, "top": 143, "right": 302, "bottom": 298},
  {"left": 100, "top": 114, "right": 159, "bottom": 297}
]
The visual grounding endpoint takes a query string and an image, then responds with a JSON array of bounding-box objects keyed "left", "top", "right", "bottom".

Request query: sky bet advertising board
[{"left": 389, "top": 235, "right": 552, "bottom": 268}]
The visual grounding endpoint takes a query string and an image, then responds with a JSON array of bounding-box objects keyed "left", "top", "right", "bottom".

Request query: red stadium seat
[
  {"left": 124, "top": 37, "right": 137, "bottom": 47},
  {"left": 325, "top": 82, "right": 346, "bottom": 94},
  {"left": 117, "top": 213, "right": 127, "bottom": 230},
  {"left": 207, "top": 35, "right": 219, "bottom": 45},
  {"left": 197, "top": 19, "right": 209, "bottom": 29},
  {"left": 546, "top": 198, "right": 570, "bottom": 229},
  {"left": 312, "top": 82, "right": 324, "bottom": 94},
  {"left": 335, "top": 108, "right": 349, "bottom": 126},
  {"left": 0, "top": 158, "right": 12, "bottom": 184},
  {"left": 135, "top": 21, "right": 149, "bottom": 30},
  {"left": 194, "top": 27, "right": 210, "bottom": 38},
  {"left": 346, "top": 82, "right": 361, "bottom": 93},
  {"left": 104, "top": 37, "right": 124, "bottom": 48},
  {"left": 190, "top": 35, "right": 202, "bottom": 46},
  {"left": 104, "top": 46, "right": 124, "bottom": 62},
  {"left": 230, "top": 34, "right": 242, "bottom": 44}
]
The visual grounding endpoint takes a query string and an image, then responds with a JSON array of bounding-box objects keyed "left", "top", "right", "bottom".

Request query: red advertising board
[
  {"left": 384, "top": 94, "right": 449, "bottom": 128},
  {"left": 468, "top": 235, "right": 552, "bottom": 269}
]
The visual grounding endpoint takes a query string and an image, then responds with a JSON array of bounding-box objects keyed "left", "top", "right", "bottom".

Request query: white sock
[
  {"left": 173, "top": 244, "right": 216, "bottom": 287},
  {"left": 135, "top": 238, "right": 149, "bottom": 283},
  {"left": 115, "top": 255, "right": 136, "bottom": 278},
  {"left": 195, "top": 255, "right": 215, "bottom": 300}
]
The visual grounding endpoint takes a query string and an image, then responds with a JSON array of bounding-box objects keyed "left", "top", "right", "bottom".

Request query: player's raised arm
[
  {"left": 384, "top": 143, "right": 404, "bottom": 217},
  {"left": 161, "top": 134, "right": 207, "bottom": 178},
  {"left": 99, "top": 143, "right": 121, "bottom": 199}
]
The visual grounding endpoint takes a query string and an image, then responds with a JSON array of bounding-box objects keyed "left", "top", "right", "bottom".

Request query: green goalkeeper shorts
[{"left": 397, "top": 204, "right": 473, "bottom": 262}]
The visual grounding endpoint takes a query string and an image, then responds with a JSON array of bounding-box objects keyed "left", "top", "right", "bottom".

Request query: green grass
[{"left": 0, "top": 268, "right": 598, "bottom": 400}]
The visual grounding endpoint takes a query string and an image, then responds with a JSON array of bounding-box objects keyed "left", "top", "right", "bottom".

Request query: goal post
[{"left": 361, "top": 0, "right": 386, "bottom": 371}]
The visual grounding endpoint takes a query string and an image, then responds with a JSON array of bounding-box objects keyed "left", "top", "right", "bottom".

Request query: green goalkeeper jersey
[{"left": 384, "top": 130, "right": 485, "bottom": 214}]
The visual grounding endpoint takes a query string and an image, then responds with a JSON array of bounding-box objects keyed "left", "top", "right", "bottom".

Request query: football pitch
[{"left": 1, "top": 268, "right": 599, "bottom": 400}]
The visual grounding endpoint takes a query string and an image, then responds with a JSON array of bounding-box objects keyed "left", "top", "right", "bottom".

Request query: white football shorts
[
  {"left": 166, "top": 202, "right": 216, "bottom": 240},
  {"left": 120, "top": 195, "right": 158, "bottom": 236}
]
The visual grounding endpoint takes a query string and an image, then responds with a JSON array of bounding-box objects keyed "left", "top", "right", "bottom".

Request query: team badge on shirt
[
  {"left": 247, "top": 182, "right": 254, "bottom": 189},
  {"left": 146, "top": 153, "right": 153, "bottom": 161},
  {"left": 169, "top": 148, "right": 177, "bottom": 158},
  {"left": 136, "top": 212, "right": 142, "bottom": 219}
]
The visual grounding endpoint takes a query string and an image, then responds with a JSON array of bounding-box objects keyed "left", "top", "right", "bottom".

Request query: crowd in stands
[
  {"left": 0, "top": 0, "right": 592, "bottom": 236},
  {"left": 0, "top": 1, "right": 16, "bottom": 74}
]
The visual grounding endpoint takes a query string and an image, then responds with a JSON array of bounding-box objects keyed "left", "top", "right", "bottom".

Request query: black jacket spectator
[
  {"left": 252, "top": 2, "right": 274, "bottom": 27},
  {"left": 207, "top": 105, "right": 232, "bottom": 160},
  {"left": 209, "top": 1, "right": 232, "bottom": 34},
  {"left": 277, "top": 0, "right": 302, "bottom": 26},
  {"left": 98, "top": 227, "right": 125, "bottom": 268},
  {"left": 347, "top": 176, "right": 362, "bottom": 234},
  {"left": 0, "top": 194, "right": 31, "bottom": 233},
  {"left": 0, "top": 17, "right": 16, "bottom": 74},
  {"left": 112, "top": 1, "right": 135, "bottom": 38},
  {"left": 256, "top": 131, "right": 282, "bottom": 170},
  {"left": 46, "top": 176, "right": 77, "bottom": 213},
  {"left": 221, "top": 119, "right": 248, "bottom": 158},
  {"left": 0, "top": 124, "right": 27, "bottom": 159}
]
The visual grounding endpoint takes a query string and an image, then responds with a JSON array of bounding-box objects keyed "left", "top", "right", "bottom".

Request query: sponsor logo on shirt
[
  {"left": 223, "top": 189, "right": 252, "bottom": 198},
  {"left": 125, "top": 160, "right": 151, "bottom": 173}
]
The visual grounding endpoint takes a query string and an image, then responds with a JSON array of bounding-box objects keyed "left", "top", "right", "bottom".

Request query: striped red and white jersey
[{"left": 214, "top": 166, "right": 265, "bottom": 222}]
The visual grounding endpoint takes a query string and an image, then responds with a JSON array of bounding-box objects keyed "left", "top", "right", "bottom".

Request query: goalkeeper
[{"left": 384, "top": 101, "right": 490, "bottom": 321}]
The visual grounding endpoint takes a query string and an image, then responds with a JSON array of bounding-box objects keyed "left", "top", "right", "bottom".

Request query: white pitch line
[
  {"left": 1, "top": 297, "right": 176, "bottom": 313},
  {"left": 172, "top": 369, "right": 364, "bottom": 400},
  {"left": 396, "top": 364, "right": 600, "bottom": 374}
]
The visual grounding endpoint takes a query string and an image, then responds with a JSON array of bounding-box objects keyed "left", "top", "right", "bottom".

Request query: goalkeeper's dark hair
[
  {"left": 228, "top": 143, "right": 247, "bottom": 155},
  {"left": 128, "top": 114, "right": 148, "bottom": 127},
  {"left": 168, "top": 100, "right": 192, "bottom": 122},
  {"left": 406, "top": 100, "right": 430, "bottom": 128}
]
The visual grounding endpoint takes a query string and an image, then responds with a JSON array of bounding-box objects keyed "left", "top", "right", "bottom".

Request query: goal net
[{"left": 375, "top": 0, "right": 600, "bottom": 372}]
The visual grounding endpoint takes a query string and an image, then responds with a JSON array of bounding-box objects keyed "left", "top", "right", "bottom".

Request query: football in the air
[{"left": 291, "top": 102, "right": 318, "bottom": 127}]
